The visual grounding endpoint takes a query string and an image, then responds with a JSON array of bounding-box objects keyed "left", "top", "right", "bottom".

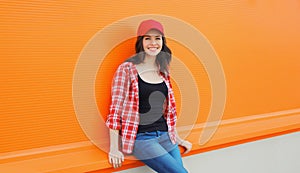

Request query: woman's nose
[{"left": 150, "top": 38, "right": 157, "bottom": 44}]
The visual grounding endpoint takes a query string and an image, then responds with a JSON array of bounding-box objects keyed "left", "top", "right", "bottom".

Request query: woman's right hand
[{"left": 108, "top": 149, "right": 124, "bottom": 168}]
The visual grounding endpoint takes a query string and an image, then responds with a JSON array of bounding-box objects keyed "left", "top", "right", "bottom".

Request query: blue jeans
[{"left": 133, "top": 131, "right": 188, "bottom": 173}]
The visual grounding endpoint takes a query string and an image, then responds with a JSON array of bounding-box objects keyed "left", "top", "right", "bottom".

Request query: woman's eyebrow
[{"left": 144, "top": 34, "right": 162, "bottom": 37}]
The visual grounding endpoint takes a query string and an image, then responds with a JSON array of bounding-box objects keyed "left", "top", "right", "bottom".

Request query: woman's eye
[
  {"left": 144, "top": 37, "right": 150, "bottom": 40},
  {"left": 156, "top": 37, "right": 161, "bottom": 40}
]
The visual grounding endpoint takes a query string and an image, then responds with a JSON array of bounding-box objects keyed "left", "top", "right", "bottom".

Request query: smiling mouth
[{"left": 148, "top": 47, "right": 159, "bottom": 51}]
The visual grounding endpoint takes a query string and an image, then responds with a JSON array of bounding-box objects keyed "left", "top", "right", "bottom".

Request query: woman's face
[{"left": 142, "top": 29, "right": 163, "bottom": 57}]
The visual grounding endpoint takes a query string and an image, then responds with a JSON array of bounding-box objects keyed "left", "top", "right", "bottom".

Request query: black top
[{"left": 137, "top": 74, "right": 168, "bottom": 133}]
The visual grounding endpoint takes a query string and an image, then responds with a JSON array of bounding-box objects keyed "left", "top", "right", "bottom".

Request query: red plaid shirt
[{"left": 106, "top": 62, "right": 177, "bottom": 154}]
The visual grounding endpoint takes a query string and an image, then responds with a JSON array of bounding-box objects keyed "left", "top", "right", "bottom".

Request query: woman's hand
[
  {"left": 175, "top": 129, "right": 192, "bottom": 154},
  {"left": 108, "top": 149, "right": 124, "bottom": 168},
  {"left": 179, "top": 140, "right": 192, "bottom": 154}
]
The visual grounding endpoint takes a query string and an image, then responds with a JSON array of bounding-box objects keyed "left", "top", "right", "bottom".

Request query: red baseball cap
[{"left": 137, "top": 19, "right": 164, "bottom": 36}]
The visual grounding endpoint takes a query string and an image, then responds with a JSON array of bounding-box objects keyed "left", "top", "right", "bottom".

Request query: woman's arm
[
  {"left": 106, "top": 63, "right": 131, "bottom": 168},
  {"left": 165, "top": 73, "right": 192, "bottom": 154},
  {"left": 108, "top": 129, "right": 124, "bottom": 168}
]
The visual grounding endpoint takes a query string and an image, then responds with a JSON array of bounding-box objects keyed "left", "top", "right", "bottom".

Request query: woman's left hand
[{"left": 179, "top": 140, "right": 192, "bottom": 154}]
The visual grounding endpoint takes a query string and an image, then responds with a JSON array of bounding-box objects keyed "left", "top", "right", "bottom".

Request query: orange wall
[{"left": 1, "top": 1, "right": 300, "bottom": 172}]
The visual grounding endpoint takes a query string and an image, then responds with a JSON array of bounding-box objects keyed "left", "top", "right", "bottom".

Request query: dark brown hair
[{"left": 126, "top": 36, "right": 172, "bottom": 75}]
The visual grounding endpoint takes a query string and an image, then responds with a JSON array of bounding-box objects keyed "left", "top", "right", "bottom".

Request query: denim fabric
[{"left": 133, "top": 131, "right": 188, "bottom": 173}]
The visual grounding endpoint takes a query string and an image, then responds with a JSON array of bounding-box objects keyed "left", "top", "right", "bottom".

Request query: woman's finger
[
  {"left": 183, "top": 146, "right": 191, "bottom": 154},
  {"left": 121, "top": 154, "right": 124, "bottom": 162},
  {"left": 116, "top": 157, "right": 122, "bottom": 167},
  {"left": 109, "top": 151, "right": 124, "bottom": 168},
  {"left": 182, "top": 140, "right": 192, "bottom": 154},
  {"left": 114, "top": 157, "right": 123, "bottom": 168},
  {"left": 113, "top": 157, "right": 119, "bottom": 168}
]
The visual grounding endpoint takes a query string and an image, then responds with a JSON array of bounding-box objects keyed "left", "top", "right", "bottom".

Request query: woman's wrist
[
  {"left": 110, "top": 146, "right": 119, "bottom": 152},
  {"left": 177, "top": 137, "right": 184, "bottom": 145}
]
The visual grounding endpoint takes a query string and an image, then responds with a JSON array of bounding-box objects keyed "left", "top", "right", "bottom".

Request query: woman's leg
[
  {"left": 141, "top": 151, "right": 188, "bottom": 173},
  {"left": 133, "top": 131, "right": 188, "bottom": 173},
  {"left": 168, "top": 145, "right": 184, "bottom": 166},
  {"left": 158, "top": 132, "right": 184, "bottom": 166}
]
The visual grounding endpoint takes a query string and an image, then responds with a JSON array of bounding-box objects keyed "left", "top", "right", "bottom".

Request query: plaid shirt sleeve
[
  {"left": 167, "top": 75, "right": 177, "bottom": 116},
  {"left": 106, "top": 63, "right": 131, "bottom": 130},
  {"left": 163, "top": 74, "right": 178, "bottom": 143}
]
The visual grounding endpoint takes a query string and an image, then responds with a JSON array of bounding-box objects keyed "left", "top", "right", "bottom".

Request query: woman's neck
[{"left": 143, "top": 54, "right": 156, "bottom": 66}]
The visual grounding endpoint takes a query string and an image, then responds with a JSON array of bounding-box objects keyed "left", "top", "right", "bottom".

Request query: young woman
[{"left": 106, "top": 19, "right": 192, "bottom": 173}]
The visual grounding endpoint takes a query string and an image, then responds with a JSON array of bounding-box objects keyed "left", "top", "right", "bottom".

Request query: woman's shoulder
[
  {"left": 115, "top": 61, "right": 137, "bottom": 75},
  {"left": 117, "top": 61, "right": 135, "bottom": 69}
]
